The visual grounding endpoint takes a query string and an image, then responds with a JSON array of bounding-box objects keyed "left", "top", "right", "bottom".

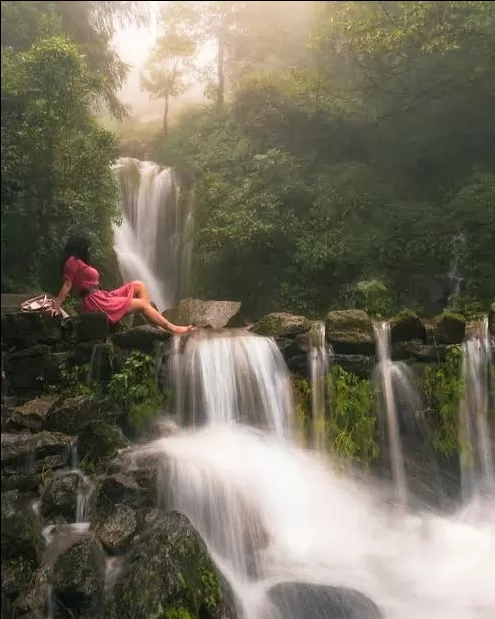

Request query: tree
[{"left": 141, "top": 29, "right": 196, "bottom": 136}]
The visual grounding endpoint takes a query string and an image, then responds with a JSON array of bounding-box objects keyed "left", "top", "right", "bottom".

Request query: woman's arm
[{"left": 53, "top": 279, "right": 72, "bottom": 310}]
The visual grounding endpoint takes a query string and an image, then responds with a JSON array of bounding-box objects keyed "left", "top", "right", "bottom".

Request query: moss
[
  {"left": 252, "top": 312, "right": 310, "bottom": 337},
  {"left": 433, "top": 312, "right": 466, "bottom": 344},
  {"left": 325, "top": 310, "right": 374, "bottom": 355},
  {"left": 390, "top": 309, "right": 425, "bottom": 343},
  {"left": 77, "top": 420, "right": 129, "bottom": 469}
]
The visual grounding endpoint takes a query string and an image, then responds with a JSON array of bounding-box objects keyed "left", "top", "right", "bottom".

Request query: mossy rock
[
  {"left": 252, "top": 312, "right": 310, "bottom": 337},
  {"left": 105, "top": 513, "right": 225, "bottom": 619},
  {"left": 1, "top": 309, "right": 63, "bottom": 348},
  {"left": 92, "top": 503, "right": 137, "bottom": 552},
  {"left": 4, "top": 344, "right": 68, "bottom": 394},
  {"left": 325, "top": 310, "right": 374, "bottom": 355},
  {"left": 111, "top": 325, "right": 171, "bottom": 354},
  {"left": 389, "top": 309, "right": 426, "bottom": 343},
  {"left": 46, "top": 394, "right": 124, "bottom": 435},
  {"left": 52, "top": 536, "right": 106, "bottom": 618},
  {"left": 489, "top": 302, "right": 495, "bottom": 336},
  {"left": 433, "top": 312, "right": 466, "bottom": 344},
  {"left": 77, "top": 421, "right": 130, "bottom": 469},
  {"left": 41, "top": 472, "right": 80, "bottom": 521},
  {"left": 1, "top": 490, "right": 44, "bottom": 563}
]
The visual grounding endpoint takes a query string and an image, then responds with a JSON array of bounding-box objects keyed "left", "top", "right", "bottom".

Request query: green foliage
[
  {"left": 421, "top": 346, "right": 463, "bottom": 455},
  {"left": 328, "top": 366, "right": 379, "bottom": 468},
  {"left": 107, "top": 352, "right": 165, "bottom": 434},
  {"left": 60, "top": 363, "right": 92, "bottom": 396}
]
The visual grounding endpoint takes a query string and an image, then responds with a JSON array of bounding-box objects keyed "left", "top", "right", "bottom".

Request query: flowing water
[
  {"left": 132, "top": 326, "right": 495, "bottom": 619},
  {"left": 113, "top": 157, "right": 193, "bottom": 311},
  {"left": 168, "top": 329, "right": 294, "bottom": 438},
  {"left": 459, "top": 316, "right": 494, "bottom": 500},
  {"left": 308, "top": 321, "right": 331, "bottom": 452}
]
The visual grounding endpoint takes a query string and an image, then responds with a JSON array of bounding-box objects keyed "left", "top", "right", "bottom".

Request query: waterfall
[
  {"left": 113, "top": 157, "right": 193, "bottom": 311},
  {"left": 168, "top": 329, "right": 294, "bottom": 439},
  {"left": 308, "top": 322, "right": 330, "bottom": 452},
  {"left": 459, "top": 316, "right": 494, "bottom": 501},
  {"left": 373, "top": 322, "right": 422, "bottom": 508}
]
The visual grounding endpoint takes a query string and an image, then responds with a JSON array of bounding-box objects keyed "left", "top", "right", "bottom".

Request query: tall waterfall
[
  {"left": 308, "top": 321, "right": 330, "bottom": 452},
  {"left": 113, "top": 157, "right": 193, "bottom": 311},
  {"left": 459, "top": 316, "right": 494, "bottom": 500}
]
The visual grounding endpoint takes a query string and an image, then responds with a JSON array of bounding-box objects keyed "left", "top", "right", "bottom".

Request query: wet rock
[
  {"left": 1, "top": 431, "right": 72, "bottom": 467},
  {"left": 433, "top": 312, "right": 466, "bottom": 344},
  {"left": 489, "top": 302, "right": 495, "bottom": 336},
  {"left": 46, "top": 394, "right": 123, "bottom": 434},
  {"left": 92, "top": 503, "right": 137, "bottom": 552},
  {"left": 2, "top": 394, "right": 61, "bottom": 432},
  {"left": 252, "top": 312, "right": 310, "bottom": 337},
  {"left": 164, "top": 297, "right": 243, "bottom": 329},
  {"left": 1, "top": 490, "right": 43, "bottom": 563},
  {"left": 77, "top": 421, "right": 129, "bottom": 470},
  {"left": 75, "top": 312, "right": 110, "bottom": 343},
  {"left": 390, "top": 309, "right": 426, "bottom": 343},
  {"left": 52, "top": 536, "right": 106, "bottom": 618},
  {"left": 93, "top": 471, "right": 156, "bottom": 511},
  {"left": 41, "top": 473, "right": 81, "bottom": 521},
  {"left": 267, "top": 582, "right": 383, "bottom": 619},
  {"left": 392, "top": 341, "right": 448, "bottom": 363},
  {"left": 1, "top": 310, "right": 62, "bottom": 349},
  {"left": 325, "top": 310, "right": 375, "bottom": 355},
  {"left": 105, "top": 513, "right": 224, "bottom": 619},
  {"left": 4, "top": 345, "right": 68, "bottom": 394},
  {"left": 333, "top": 355, "right": 376, "bottom": 379},
  {"left": 2, "top": 556, "right": 35, "bottom": 603},
  {"left": 11, "top": 565, "right": 50, "bottom": 619},
  {"left": 110, "top": 325, "right": 170, "bottom": 354}
]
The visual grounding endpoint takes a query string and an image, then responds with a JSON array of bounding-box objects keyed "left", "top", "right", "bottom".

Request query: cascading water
[
  {"left": 113, "top": 157, "right": 193, "bottom": 311},
  {"left": 459, "top": 316, "right": 494, "bottom": 501},
  {"left": 308, "top": 321, "right": 331, "bottom": 452},
  {"left": 129, "top": 324, "right": 495, "bottom": 619},
  {"left": 167, "top": 329, "right": 294, "bottom": 438}
]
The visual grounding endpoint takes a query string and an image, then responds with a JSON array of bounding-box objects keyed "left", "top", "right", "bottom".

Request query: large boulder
[
  {"left": 325, "top": 310, "right": 375, "bottom": 355},
  {"left": 4, "top": 345, "right": 68, "bottom": 393},
  {"left": 111, "top": 325, "right": 171, "bottom": 354},
  {"left": 163, "top": 298, "right": 243, "bottom": 329},
  {"left": 1, "top": 309, "right": 62, "bottom": 348},
  {"left": 74, "top": 312, "right": 110, "bottom": 343},
  {"left": 2, "top": 394, "right": 61, "bottom": 433},
  {"left": 105, "top": 513, "right": 225, "bottom": 619},
  {"left": 251, "top": 312, "right": 310, "bottom": 337},
  {"left": 266, "top": 582, "right": 383, "bottom": 619},
  {"left": 1, "top": 430, "right": 72, "bottom": 467},
  {"left": 92, "top": 503, "right": 137, "bottom": 552},
  {"left": 389, "top": 309, "right": 426, "bottom": 343},
  {"left": 1, "top": 490, "right": 43, "bottom": 563},
  {"left": 52, "top": 536, "right": 106, "bottom": 619},
  {"left": 40, "top": 472, "right": 81, "bottom": 522},
  {"left": 77, "top": 421, "right": 130, "bottom": 471},
  {"left": 46, "top": 394, "right": 124, "bottom": 435},
  {"left": 433, "top": 312, "right": 466, "bottom": 344}
]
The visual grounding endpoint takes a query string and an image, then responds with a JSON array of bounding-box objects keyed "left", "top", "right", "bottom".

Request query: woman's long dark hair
[{"left": 61, "top": 235, "right": 91, "bottom": 273}]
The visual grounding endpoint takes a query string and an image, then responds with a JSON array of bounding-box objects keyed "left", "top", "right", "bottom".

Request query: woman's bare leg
[
  {"left": 127, "top": 298, "right": 193, "bottom": 334},
  {"left": 131, "top": 280, "right": 151, "bottom": 303}
]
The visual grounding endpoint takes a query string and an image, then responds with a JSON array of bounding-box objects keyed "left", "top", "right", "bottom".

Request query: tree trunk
[
  {"left": 162, "top": 94, "right": 169, "bottom": 138},
  {"left": 217, "top": 31, "right": 225, "bottom": 108}
]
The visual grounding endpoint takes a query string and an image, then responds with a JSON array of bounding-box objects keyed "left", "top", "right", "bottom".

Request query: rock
[
  {"left": 52, "top": 536, "right": 106, "bottom": 618},
  {"left": 111, "top": 325, "right": 171, "bottom": 354},
  {"left": 75, "top": 312, "right": 110, "bottom": 343},
  {"left": 46, "top": 394, "right": 123, "bottom": 434},
  {"left": 325, "top": 310, "right": 375, "bottom": 355},
  {"left": 77, "top": 421, "right": 130, "bottom": 468},
  {"left": 40, "top": 473, "right": 81, "bottom": 521},
  {"left": 2, "top": 394, "right": 61, "bottom": 432},
  {"left": 390, "top": 309, "right": 426, "bottom": 343},
  {"left": 71, "top": 342, "right": 113, "bottom": 382},
  {"left": 433, "top": 312, "right": 466, "bottom": 344},
  {"left": 252, "top": 312, "right": 310, "bottom": 337},
  {"left": 1, "top": 431, "right": 72, "bottom": 467},
  {"left": 11, "top": 565, "right": 50, "bottom": 619},
  {"left": 266, "top": 582, "right": 383, "bottom": 619},
  {"left": 1, "top": 556, "right": 34, "bottom": 609},
  {"left": 1, "top": 490, "right": 43, "bottom": 563},
  {"left": 105, "top": 513, "right": 224, "bottom": 619},
  {"left": 1, "top": 310, "right": 62, "bottom": 348},
  {"left": 489, "top": 302, "right": 495, "bottom": 336},
  {"left": 4, "top": 345, "right": 68, "bottom": 394},
  {"left": 392, "top": 341, "right": 448, "bottom": 363},
  {"left": 333, "top": 355, "right": 376, "bottom": 379},
  {"left": 93, "top": 472, "right": 156, "bottom": 511},
  {"left": 92, "top": 503, "right": 137, "bottom": 552},
  {"left": 164, "top": 298, "right": 243, "bottom": 329}
]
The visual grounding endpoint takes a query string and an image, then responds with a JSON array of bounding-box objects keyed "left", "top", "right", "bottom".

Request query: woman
[{"left": 54, "top": 235, "right": 194, "bottom": 335}]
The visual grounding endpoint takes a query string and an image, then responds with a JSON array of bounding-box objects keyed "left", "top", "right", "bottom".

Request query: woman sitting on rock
[{"left": 54, "top": 235, "right": 194, "bottom": 335}]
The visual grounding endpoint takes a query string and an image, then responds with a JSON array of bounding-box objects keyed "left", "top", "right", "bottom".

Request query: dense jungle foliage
[{"left": 2, "top": 1, "right": 495, "bottom": 319}]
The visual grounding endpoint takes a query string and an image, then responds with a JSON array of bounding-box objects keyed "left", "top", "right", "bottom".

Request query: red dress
[{"left": 63, "top": 257, "right": 134, "bottom": 324}]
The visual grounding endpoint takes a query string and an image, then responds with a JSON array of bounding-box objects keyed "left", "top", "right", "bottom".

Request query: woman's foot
[{"left": 172, "top": 324, "right": 195, "bottom": 335}]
